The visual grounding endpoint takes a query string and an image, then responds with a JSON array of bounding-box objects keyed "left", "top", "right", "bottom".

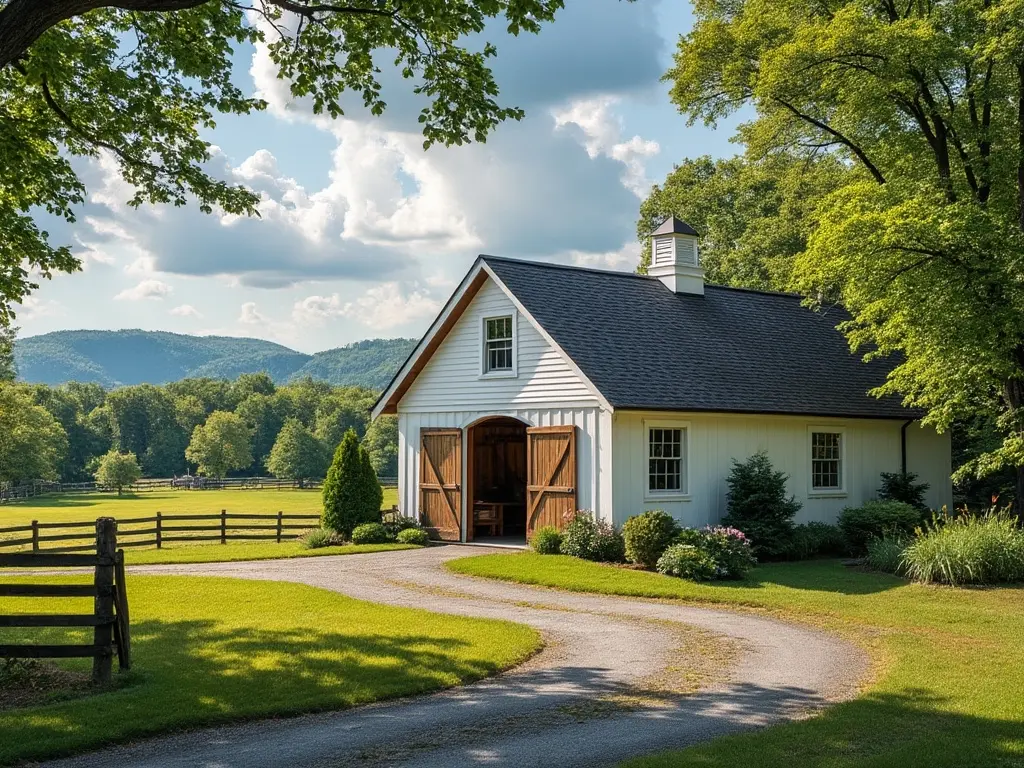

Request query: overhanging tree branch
[{"left": 772, "top": 97, "right": 887, "bottom": 184}]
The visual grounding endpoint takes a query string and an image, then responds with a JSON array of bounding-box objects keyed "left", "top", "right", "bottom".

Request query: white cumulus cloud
[
  {"left": 238, "top": 302, "right": 267, "bottom": 325},
  {"left": 169, "top": 304, "right": 202, "bottom": 318},
  {"left": 115, "top": 279, "right": 172, "bottom": 301},
  {"left": 337, "top": 283, "right": 441, "bottom": 330}
]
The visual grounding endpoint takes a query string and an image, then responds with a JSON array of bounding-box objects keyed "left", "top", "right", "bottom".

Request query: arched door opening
[{"left": 466, "top": 417, "right": 528, "bottom": 544}]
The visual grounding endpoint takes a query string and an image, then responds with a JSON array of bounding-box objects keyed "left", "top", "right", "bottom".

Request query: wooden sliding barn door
[
  {"left": 419, "top": 429, "right": 462, "bottom": 541},
  {"left": 526, "top": 426, "right": 576, "bottom": 536}
]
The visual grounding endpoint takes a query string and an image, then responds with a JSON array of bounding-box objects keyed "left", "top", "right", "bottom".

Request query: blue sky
[{"left": 18, "top": 0, "right": 744, "bottom": 353}]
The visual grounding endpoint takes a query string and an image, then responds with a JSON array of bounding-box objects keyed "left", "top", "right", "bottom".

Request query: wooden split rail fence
[
  {"left": 0, "top": 518, "right": 130, "bottom": 683},
  {"left": 0, "top": 511, "right": 323, "bottom": 552}
]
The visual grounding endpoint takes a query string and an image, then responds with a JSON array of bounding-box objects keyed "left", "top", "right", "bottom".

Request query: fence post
[
  {"left": 31, "top": 520, "right": 39, "bottom": 552},
  {"left": 93, "top": 517, "right": 116, "bottom": 684},
  {"left": 220, "top": 509, "right": 227, "bottom": 545},
  {"left": 276, "top": 510, "right": 283, "bottom": 543},
  {"left": 155, "top": 511, "right": 162, "bottom": 549}
]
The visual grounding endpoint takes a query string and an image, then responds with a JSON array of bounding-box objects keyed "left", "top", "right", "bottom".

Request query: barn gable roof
[{"left": 373, "top": 255, "right": 916, "bottom": 420}]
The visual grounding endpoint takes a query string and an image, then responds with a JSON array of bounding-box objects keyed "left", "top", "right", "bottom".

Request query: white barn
[{"left": 372, "top": 218, "right": 952, "bottom": 544}]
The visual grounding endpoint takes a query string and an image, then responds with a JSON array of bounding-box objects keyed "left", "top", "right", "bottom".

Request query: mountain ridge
[{"left": 14, "top": 330, "right": 416, "bottom": 390}]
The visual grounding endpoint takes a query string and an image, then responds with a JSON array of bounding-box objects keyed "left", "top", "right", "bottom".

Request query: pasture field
[{"left": 0, "top": 487, "right": 402, "bottom": 564}]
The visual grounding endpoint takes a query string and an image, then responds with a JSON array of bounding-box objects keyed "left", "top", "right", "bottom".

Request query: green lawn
[
  {"left": 447, "top": 554, "right": 1024, "bottom": 767},
  {"left": 0, "top": 487, "right": 399, "bottom": 526},
  {"left": 0, "top": 574, "right": 540, "bottom": 765},
  {"left": 0, "top": 488, "right": 402, "bottom": 564}
]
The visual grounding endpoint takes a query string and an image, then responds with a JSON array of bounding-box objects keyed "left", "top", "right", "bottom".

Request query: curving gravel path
[{"left": 44, "top": 546, "right": 868, "bottom": 768}]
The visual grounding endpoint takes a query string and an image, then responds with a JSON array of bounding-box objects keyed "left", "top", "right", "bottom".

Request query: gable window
[
  {"left": 810, "top": 430, "right": 844, "bottom": 491},
  {"left": 482, "top": 314, "right": 516, "bottom": 376},
  {"left": 646, "top": 423, "right": 688, "bottom": 497}
]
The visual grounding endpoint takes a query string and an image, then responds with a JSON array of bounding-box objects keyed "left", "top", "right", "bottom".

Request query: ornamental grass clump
[
  {"left": 865, "top": 534, "right": 909, "bottom": 575},
  {"left": 902, "top": 512, "right": 1024, "bottom": 586}
]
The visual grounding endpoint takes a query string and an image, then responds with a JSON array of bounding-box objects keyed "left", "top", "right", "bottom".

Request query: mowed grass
[
  {"left": 0, "top": 487, "right": 399, "bottom": 526},
  {"left": 447, "top": 554, "right": 1024, "bottom": 767},
  {"left": 0, "top": 574, "right": 541, "bottom": 765},
  {"left": 0, "top": 488, "right": 402, "bottom": 564}
]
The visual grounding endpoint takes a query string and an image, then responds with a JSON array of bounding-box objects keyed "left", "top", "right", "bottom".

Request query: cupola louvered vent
[{"left": 648, "top": 217, "right": 703, "bottom": 295}]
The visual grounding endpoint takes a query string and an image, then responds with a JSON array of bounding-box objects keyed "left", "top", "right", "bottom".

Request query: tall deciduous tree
[
  {"left": 638, "top": 154, "right": 851, "bottom": 290},
  {"left": 363, "top": 414, "right": 398, "bottom": 477},
  {"left": 185, "top": 409, "right": 252, "bottom": 477},
  {"left": 0, "top": 325, "right": 16, "bottom": 381},
  {"left": 0, "top": 384, "right": 68, "bottom": 484},
  {"left": 668, "top": 0, "right": 1024, "bottom": 506},
  {"left": 266, "top": 417, "right": 327, "bottom": 481},
  {"left": 0, "top": 0, "right": 566, "bottom": 322}
]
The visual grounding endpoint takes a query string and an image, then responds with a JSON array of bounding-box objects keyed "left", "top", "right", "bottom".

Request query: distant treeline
[{"left": 0, "top": 373, "right": 396, "bottom": 487}]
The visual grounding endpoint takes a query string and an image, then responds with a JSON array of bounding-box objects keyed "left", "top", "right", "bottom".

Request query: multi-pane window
[
  {"left": 648, "top": 427, "right": 685, "bottom": 493},
  {"left": 811, "top": 432, "right": 843, "bottom": 490},
  {"left": 484, "top": 316, "right": 513, "bottom": 373}
]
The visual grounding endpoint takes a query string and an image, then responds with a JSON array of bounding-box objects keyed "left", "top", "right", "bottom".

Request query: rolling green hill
[{"left": 14, "top": 330, "right": 415, "bottom": 389}]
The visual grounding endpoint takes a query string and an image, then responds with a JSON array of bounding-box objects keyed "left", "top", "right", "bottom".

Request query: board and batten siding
[
  {"left": 399, "top": 278, "right": 599, "bottom": 412},
  {"left": 611, "top": 411, "right": 952, "bottom": 528},
  {"left": 396, "top": 276, "right": 610, "bottom": 531}
]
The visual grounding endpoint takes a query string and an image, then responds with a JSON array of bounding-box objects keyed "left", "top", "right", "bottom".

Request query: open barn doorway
[{"left": 466, "top": 417, "right": 528, "bottom": 545}]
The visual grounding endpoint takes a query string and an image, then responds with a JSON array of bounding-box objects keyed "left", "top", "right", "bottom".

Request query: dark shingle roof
[
  {"left": 482, "top": 256, "right": 915, "bottom": 419},
  {"left": 652, "top": 216, "right": 699, "bottom": 236}
]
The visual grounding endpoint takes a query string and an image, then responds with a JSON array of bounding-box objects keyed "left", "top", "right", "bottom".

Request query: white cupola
[{"left": 648, "top": 216, "right": 703, "bottom": 296}]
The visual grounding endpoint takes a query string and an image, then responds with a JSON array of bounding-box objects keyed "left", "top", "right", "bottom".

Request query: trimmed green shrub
[
  {"left": 902, "top": 512, "right": 1024, "bottom": 585},
  {"left": 396, "top": 528, "right": 429, "bottom": 546},
  {"left": 560, "top": 511, "right": 625, "bottom": 562},
  {"left": 623, "top": 510, "right": 680, "bottom": 568},
  {"left": 381, "top": 508, "right": 419, "bottom": 539},
  {"left": 529, "top": 526, "right": 563, "bottom": 555},
  {"left": 351, "top": 522, "right": 391, "bottom": 544},
  {"left": 878, "top": 471, "right": 930, "bottom": 510},
  {"left": 656, "top": 544, "right": 717, "bottom": 580},
  {"left": 322, "top": 428, "right": 380, "bottom": 537},
  {"left": 721, "top": 452, "right": 801, "bottom": 559},
  {"left": 300, "top": 528, "right": 344, "bottom": 549},
  {"left": 784, "top": 522, "right": 847, "bottom": 560},
  {"left": 839, "top": 501, "right": 922, "bottom": 555}
]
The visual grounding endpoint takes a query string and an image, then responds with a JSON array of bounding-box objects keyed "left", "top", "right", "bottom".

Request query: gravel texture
[{"left": 43, "top": 545, "right": 868, "bottom": 768}]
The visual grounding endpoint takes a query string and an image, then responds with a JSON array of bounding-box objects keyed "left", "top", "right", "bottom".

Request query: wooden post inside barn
[{"left": 93, "top": 517, "right": 116, "bottom": 684}]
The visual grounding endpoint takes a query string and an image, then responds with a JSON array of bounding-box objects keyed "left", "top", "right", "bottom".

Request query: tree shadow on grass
[
  {"left": 638, "top": 688, "right": 1024, "bottom": 767},
  {"left": 0, "top": 616, "right": 521, "bottom": 764},
  {"left": 704, "top": 560, "right": 906, "bottom": 596}
]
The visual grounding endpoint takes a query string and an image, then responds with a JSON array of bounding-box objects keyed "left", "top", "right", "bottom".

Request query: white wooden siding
[
  {"left": 611, "top": 412, "right": 952, "bottom": 528},
  {"left": 397, "top": 407, "right": 608, "bottom": 532},
  {"left": 400, "top": 279, "right": 600, "bottom": 412}
]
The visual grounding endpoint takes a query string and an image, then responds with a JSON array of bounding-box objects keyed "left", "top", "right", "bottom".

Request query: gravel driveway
[{"left": 44, "top": 546, "right": 868, "bottom": 768}]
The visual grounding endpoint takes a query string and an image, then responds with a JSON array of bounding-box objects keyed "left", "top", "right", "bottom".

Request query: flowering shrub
[
  {"left": 659, "top": 525, "right": 756, "bottom": 580},
  {"left": 700, "top": 526, "right": 757, "bottom": 579},
  {"left": 657, "top": 544, "right": 717, "bottom": 580},
  {"left": 560, "top": 510, "right": 625, "bottom": 562}
]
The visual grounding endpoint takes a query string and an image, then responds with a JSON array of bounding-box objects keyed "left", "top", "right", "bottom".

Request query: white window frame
[
  {"left": 808, "top": 426, "right": 847, "bottom": 497},
  {"left": 479, "top": 311, "right": 518, "bottom": 379},
  {"left": 643, "top": 419, "right": 691, "bottom": 501}
]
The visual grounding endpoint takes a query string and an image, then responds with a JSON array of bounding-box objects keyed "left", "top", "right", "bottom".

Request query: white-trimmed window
[
  {"left": 481, "top": 314, "right": 515, "bottom": 375},
  {"left": 646, "top": 423, "right": 688, "bottom": 497},
  {"left": 810, "top": 430, "right": 844, "bottom": 492}
]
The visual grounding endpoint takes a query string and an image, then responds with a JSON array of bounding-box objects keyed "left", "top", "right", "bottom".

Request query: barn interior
[{"left": 468, "top": 417, "right": 527, "bottom": 543}]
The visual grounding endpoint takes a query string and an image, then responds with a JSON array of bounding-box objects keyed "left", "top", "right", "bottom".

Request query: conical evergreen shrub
[{"left": 322, "top": 428, "right": 380, "bottom": 536}]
